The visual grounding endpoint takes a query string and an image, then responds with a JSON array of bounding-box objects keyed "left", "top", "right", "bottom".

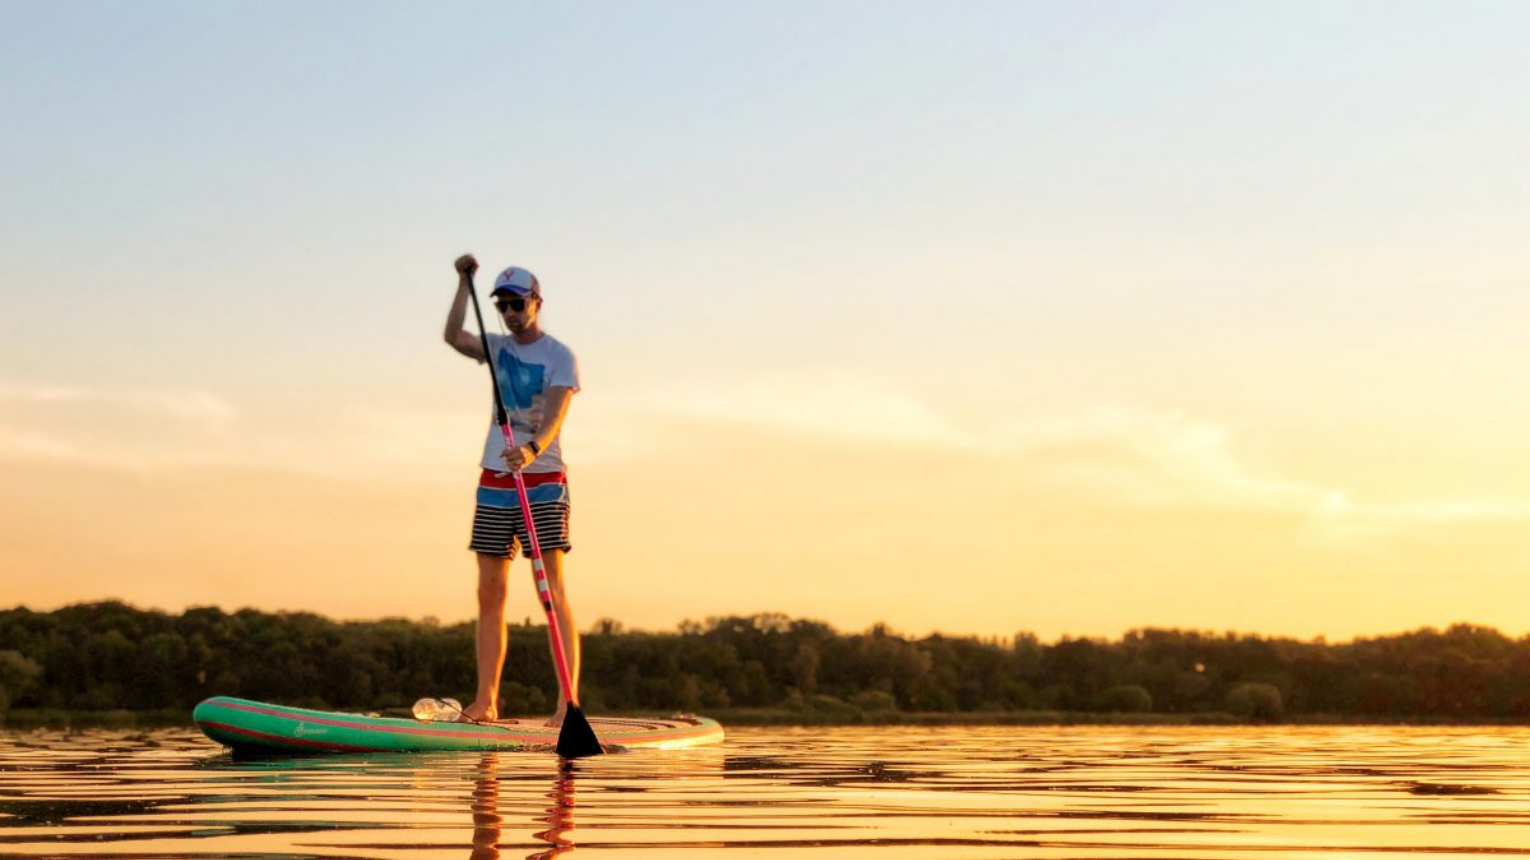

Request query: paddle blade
[{"left": 555, "top": 705, "right": 604, "bottom": 758}]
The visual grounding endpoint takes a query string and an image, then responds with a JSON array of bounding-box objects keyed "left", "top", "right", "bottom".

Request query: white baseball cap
[{"left": 491, "top": 266, "right": 539, "bottom": 296}]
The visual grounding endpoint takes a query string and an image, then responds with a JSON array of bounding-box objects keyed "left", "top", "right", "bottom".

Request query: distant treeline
[{"left": 1, "top": 602, "right": 1527, "bottom": 721}]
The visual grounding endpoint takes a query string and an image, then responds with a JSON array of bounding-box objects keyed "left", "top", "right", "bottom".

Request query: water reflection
[
  {"left": 470, "top": 754, "right": 502, "bottom": 860},
  {"left": 526, "top": 759, "right": 576, "bottom": 860},
  {"left": 3, "top": 726, "right": 1530, "bottom": 858},
  {"left": 468, "top": 753, "right": 578, "bottom": 860}
]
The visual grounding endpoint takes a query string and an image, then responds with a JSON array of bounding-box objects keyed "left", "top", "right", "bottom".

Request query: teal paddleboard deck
[{"left": 194, "top": 696, "right": 724, "bottom": 754}]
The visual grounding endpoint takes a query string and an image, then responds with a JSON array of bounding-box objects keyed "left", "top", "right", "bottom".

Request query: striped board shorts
[{"left": 469, "top": 469, "right": 572, "bottom": 560}]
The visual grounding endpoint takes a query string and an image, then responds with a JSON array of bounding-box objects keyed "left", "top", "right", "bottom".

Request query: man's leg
[
  {"left": 541, "top": 548, "right": 580, "bottom": 725},
  {"left": 464, "top": 551, "right": 510, "bottom": 722}
]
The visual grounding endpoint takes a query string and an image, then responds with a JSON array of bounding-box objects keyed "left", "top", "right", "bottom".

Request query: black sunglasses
[{"left": 494, "top": 295, "right": 537, "bottom": 313}]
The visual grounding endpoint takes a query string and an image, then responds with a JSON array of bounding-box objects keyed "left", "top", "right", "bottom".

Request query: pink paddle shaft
[{"left": 497, "top": 421, "right": 578, "bottom": 706}]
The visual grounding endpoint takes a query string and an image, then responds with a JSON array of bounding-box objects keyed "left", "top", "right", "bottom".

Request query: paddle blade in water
[{"left": 556, "top": 705, "right": 604, "bottom": 758}]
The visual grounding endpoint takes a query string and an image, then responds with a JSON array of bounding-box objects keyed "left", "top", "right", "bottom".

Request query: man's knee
[
  {"left": 477, "top": 578, "right": 507, "bottom": 607},
  {"left": 540, "top": 551, "right": 569, "bottom": 590}
]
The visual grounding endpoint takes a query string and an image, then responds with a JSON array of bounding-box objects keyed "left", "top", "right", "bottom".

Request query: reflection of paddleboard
[{"left": 193, "top": 696, "right": 723, "bottom": 754}]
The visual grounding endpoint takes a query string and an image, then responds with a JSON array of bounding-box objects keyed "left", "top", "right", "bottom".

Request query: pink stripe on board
[
  {"left": 201, "top": 721, "right": 375, "bottom": 752},
  {"left": 214, "top": 699, "right": 544, "bottom": 741}
]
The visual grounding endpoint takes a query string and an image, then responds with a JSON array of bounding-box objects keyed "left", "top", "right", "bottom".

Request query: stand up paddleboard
[{"left": 193, "top": 696, "right": 723, "bottom": 755}]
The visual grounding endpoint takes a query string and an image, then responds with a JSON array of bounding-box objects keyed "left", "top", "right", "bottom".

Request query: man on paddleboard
[{"left": 444, "top": 254, "right": 582, "bottom": 724}]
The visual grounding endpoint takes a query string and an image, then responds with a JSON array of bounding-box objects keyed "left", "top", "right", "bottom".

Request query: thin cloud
[
  {"left": 1315, "top": 491, "right": 1530, "bottom": 540},
  {"left": 0, "top": 381, "right": 237, "bottom": 470},
  {"left": 0, "top": 381, "right": 237, "bottom": 422},
  {"left": 991, "top": 409, "right": 1323, "bottom": 509},
  {"left": 135, "top": 390, "right": 238, "bottom": 423},
  {"left": 0, "top": 383, "right": 90, "bottom": 403},
  {"left": 0, "top": 425, "right": 79, "bottom": 460}
]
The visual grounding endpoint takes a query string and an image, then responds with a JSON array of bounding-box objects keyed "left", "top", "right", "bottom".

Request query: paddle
[{"left": 465, "top": 267, "right": 603, "bottom": 758}]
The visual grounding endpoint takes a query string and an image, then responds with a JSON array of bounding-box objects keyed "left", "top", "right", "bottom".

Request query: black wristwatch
[{"left": 527, "top": 439, "right": 542, "bottom": 456}]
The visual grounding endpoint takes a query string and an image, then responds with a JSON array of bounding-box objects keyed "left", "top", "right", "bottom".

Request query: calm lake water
[{"left": 2, "top": 724, "right": 1529, "bottom": 858}]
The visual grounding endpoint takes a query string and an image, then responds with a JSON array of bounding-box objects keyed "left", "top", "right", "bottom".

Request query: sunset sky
[{"left": 3, "top": 2, "right": 1527, "bottom": 641}]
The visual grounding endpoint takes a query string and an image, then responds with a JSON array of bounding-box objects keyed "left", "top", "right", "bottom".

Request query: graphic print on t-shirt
[{"left": 494, "top": 347, "right": 546, "bottom": 411}]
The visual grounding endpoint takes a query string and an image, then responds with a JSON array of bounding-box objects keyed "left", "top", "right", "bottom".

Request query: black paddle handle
[{"left": 464, "top": 272, "right": 510, "bottom": 429}]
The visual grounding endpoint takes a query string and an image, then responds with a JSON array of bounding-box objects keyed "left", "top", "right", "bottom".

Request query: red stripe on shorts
[{"left": 479, "top": 469, "right": 567, "bottom": 489}]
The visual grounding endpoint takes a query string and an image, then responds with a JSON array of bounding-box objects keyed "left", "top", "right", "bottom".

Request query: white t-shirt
[{"left": 479, "top": 331, "right": 580, "bottom": 474}]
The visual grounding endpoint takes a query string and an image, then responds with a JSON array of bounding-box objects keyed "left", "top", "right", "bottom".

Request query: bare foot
[
  {"left": 543, "top": 704, "right": 567, "bottom": 728},
  {"left": 462, "top": 701, "right": 498, "bottom": 723}
]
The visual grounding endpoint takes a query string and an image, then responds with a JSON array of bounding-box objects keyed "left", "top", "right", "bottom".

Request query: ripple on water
[{"left": 2, "top": 725, "right": 1530, "bottom": 859}]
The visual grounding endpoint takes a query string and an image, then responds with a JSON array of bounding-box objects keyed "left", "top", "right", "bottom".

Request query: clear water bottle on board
[{"left": 412, "top": 697, "right": 464, "bottom": 722}]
